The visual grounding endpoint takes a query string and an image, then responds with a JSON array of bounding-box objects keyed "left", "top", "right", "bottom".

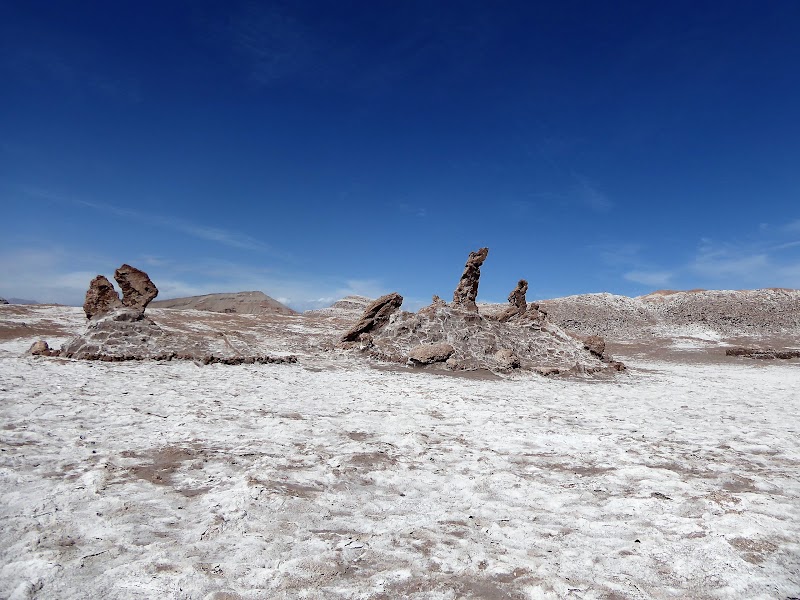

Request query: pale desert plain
[{"left": 1, "top": 284, "right": 799, "bottom": 599}]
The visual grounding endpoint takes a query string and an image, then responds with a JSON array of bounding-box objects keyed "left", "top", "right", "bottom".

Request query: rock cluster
[
  {"left": 340, "top": 247, "right": 624, "bottom": 376},
  {"left": 36, "top": 264, "right": 297, "bottom": 366},
  {"left": 83, "top": 264, "right": 158, "bottom": 320},
  {"left": 0, "top": 297, "right": 8, "bottom": 305},
  {"left": 452, "top": 247, "right": 489, "bottom": 312}
]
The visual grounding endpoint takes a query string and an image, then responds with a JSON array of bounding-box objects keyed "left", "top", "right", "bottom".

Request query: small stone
[
  {"left": 29, "top": 340, "right": 50, "bottom": 355},
  {"left": 494, "top": 348, "right": 520, "bottom": 370},
  {"left": 408, "top": 342, "right": 455, "bottom": 365}
]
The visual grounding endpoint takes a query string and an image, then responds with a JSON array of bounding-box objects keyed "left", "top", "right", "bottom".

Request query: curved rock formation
[
  {"left": 83, "top": 275, "right": 123, "bottom": 319},
  {"left": 341, "top": 292, "right": 404, "bottom": 342},
  {"left": 115, "top": 264, "right": 158, "bottom": 312},
  {"left": 452, "top": 247, "right": 489, "bottom": 312}
]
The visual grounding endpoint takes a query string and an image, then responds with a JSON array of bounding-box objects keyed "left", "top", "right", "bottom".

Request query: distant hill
[
  {"left": 537, "top": 288, "right": 800, "bottom": 338},
  {"left": 150, "top": 291, "right": 296, "bottom": 315},
  {"left": 304, "top": 295, "right": 373, "bottom": 319},
  {"left": 4, "top": 297, "right": 41, "bottom": 305}
]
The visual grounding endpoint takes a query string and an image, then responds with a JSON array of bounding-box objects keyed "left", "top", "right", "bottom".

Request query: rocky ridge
[{"left": 538, "top": 289, "right": 800, "bottom": 338}]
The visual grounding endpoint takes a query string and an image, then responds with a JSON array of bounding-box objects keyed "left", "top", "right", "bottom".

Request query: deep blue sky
[{"left": 2, "top": 1, "right": 800, "bottom": 309}]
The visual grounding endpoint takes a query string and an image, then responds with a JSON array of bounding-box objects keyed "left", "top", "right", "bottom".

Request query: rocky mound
[
  {"left": 36, "top": 266, "right": 296, "bottom": 364},
  {"left": 150, "top": 291, "right": 296, "bottom": 315},
  {"left": 0, "top": 297, "right": 8, "bottom": 305},
  {"left": 538, "top": 289, "right": 800, "bottom": 339},
  {"left": 339, "top": 249, "right": 623, "bottom": 376}
]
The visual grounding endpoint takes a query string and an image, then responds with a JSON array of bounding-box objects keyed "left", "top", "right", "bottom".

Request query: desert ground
[{"left": 1, "top": 298, "right": 799, "bottom": 599}]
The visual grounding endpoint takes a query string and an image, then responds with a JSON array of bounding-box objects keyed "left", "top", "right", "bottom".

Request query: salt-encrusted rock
[
  {"left": 408, "top": 342, "right": 455, "bottom": 365},
  {"left": 452, "top": 247, "right": 489, "bottom": 312},
  {"left": 341, "top": 292, "right": 403, "bottom": 342},
  {"left": 584, "top": 334, "right": 606, "bottom": 357},
  {"left": 83, "top": 275, "right": 123, "bottom": 319},
  {"left": 0, "top": 297, "right": 8, "bottom": 305},
  {"left": 115, "top": 264, "right": 158, "bottom": 312},
  {"left": 494, "top": 348, "right": 521, "bottom": 370},
  {"left": 497, "top": 279, "right": 528, "bottom": 322}
]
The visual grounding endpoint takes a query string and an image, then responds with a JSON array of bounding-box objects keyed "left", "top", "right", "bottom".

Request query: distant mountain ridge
[
  {"left": 537, "top": 288, "right": 800, "bottom": 338},
  {"left": 150, "top": 291, "right": 296, "bottom": 315}
]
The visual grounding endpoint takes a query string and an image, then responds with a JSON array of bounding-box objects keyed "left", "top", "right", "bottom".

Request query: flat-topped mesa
[
  {"left": 497, "top": 279, "right": 528, "bottom": 322},
  {"left": 341, "top": 292, "right": 404, "bottom": 342},
  {"left": 115, "top": 264, "right": 158, "bottom": 312},
  {"left": 84, "top": 275, "right": 123, "bottom": 319},
  {"left": 452, "top": 247, "right": 489, "bottom": 312}
]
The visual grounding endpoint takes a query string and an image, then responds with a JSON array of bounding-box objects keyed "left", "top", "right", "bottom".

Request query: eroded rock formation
[
  {"left": 452, "top": 247, "right": 489, "bottom": 312},
  {"left": 60, "top": 265, "right": 296, "bottom": 364},
  {"left": 0, "top": 297, "right": 8, "bottom": 305},
  {"left": 341, "top": 292, "right": 403, "bottom": 342},
  {"left": 338, "top": 247, "right": 625, "bottom": 376},
  {"left": 497, "top": 279, "right": 528, "bottom": 322},
  {"left": 115, "top": 264, "right": 158, "bottom": 312},
  {"left": 84, "top": 275, "right": 123, "bottom": 319}
]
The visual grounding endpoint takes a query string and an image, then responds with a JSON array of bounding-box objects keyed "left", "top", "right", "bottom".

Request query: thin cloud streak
[{"left": 20, "top": 187, "right": 287, "bottom": 257}]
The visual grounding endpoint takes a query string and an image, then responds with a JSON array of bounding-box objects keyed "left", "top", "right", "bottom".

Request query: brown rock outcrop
[
  {"left": 452, "top": 247, "right": 489, "bottom": 312},
  {"left": 726, "top": 347, "right": 800, "bottom": 360},
  {"left": 584, "top": 335, "right": 606, "bottom": 358},
  {"left": 341, "top": 292, "right": 404, "bottom": 342},
  {"left": 83, "top": 275, "right": 123, "bottom": 319},
  {"left": 115, "top": 264, "right": 158, "bottom": 311},
  {"left": 408, "top": 342, "right": 455, "bottom": 365},
  {"left": 497, "top": 279, "right": 528, "bottom": 322}
]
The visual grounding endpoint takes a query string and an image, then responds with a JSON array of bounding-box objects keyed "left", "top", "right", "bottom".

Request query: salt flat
[{"left": 1, "top": 347, "right": 799, "bottom": 599}]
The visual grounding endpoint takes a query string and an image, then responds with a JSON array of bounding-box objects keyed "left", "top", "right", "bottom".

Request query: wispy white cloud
[
  {"left": 573, "top": 174, "right": 613, "bottom": 212},
  {"left": 783, "top": 219, "right": 800, "bottom": 233},
  {"left": 398, "top": 203, "right": 427, "bottom": 218},
  {"left": 624, "top": 270, "right": 673, "bottom": 287}
]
